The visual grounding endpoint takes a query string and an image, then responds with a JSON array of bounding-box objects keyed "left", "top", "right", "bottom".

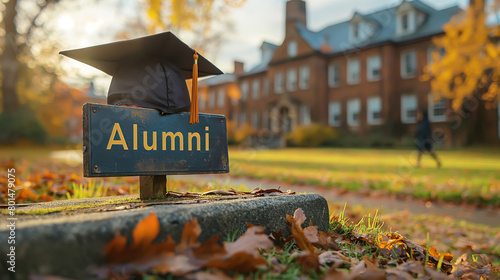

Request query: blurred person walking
[{"left": 415, "top": 109, "right": 441, "bottom": 168}]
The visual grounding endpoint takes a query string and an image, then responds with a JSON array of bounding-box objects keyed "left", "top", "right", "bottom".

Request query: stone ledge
[{"left": 0, "top": 193, "right": 329, "bottom": 279}]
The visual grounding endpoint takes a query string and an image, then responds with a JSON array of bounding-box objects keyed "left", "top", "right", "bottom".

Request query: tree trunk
[{"left": 1, "top": 0, "right": 20, "bottom": 114}]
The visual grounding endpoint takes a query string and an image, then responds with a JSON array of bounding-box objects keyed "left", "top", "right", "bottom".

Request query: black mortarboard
[{"left": 59, "top": 32, "right": 223, "bottom": 123}]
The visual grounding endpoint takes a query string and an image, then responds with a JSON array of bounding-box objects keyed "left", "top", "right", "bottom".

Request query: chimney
[
  {"left": 286, "top": 0, "right": 307, "bottom": 32},
  {"left": 233, "top": 61, "right": 244, "bottom": 76}
]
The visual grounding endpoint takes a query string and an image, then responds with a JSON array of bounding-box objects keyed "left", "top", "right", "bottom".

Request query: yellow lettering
[
  {"left": 205, "top": 126, "right": 209, "bottom": 151},
  {"left": 162, "top": 132, "right": 184, "bottom": 151},
  {"left": 106, "top": 123, "right": 128, "bottom": 150},
  {"left": 188, "top": 132, "right": 201, "bottom": 151},
  {"left": 143, "top": 131, "right": 157, "bottom": 151},
  {"left": 133, "top": 124, "right": 138, "bottom": 150}
]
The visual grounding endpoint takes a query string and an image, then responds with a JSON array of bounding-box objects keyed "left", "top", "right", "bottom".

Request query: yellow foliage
[
  {"left": 226, "top": 121, "right": 254, "bottom": 144},
  {"left": 143, "top": 0, "right": 247, "bottom": 51},
  {"left": 286, "top": 124, "right": 336, "bottom": 147},
  {"left": 424, "top": 0, "right": 500, "bottom": 110},
  {"left": 233, "top": 123, "right": 254, "bottom": 144},
  {"left": 226, "top": 83, "right": 241, "bottom": 100}
]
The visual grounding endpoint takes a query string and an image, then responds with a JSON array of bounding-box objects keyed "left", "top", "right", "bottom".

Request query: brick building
[{"left": 200, "top": 0, "right": 500, "bottom": 146}]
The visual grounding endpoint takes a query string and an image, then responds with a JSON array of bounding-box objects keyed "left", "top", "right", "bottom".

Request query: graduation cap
[{"left": 59, "top": 32, "right": 223, "bottom": 124}]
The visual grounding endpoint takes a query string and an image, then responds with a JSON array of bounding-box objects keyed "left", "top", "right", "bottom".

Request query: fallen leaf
[
  {"left": 318, "top": 250, "right": 349, "bottom": 266},
  {"left": 201, "top": 190, "right": 237, "bottom": 196},
  {"left": 323, "top": 267, "right": 349, "bottom": 280},
  {"left": 97, "top": 213, "right": 273, "bottom": 277},
  {"left": 429, "top": 246, "right": 454, "bottom": 262},
  {"left": 350, "top": 258, "right": 385, "bottom": 280},
  {"left": 286, "top": 208, "right": 316, "bottom": 253},
  {"left": 17, "top": 188, "right": 40, "bottom": 202},
  {"left": 294, "top": 251, "right": 320, "bottom": 272}
]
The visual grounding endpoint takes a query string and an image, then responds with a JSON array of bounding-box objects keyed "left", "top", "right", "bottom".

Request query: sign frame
[{"left": 82, "top": 103, "right": 229, "bottom": 178}]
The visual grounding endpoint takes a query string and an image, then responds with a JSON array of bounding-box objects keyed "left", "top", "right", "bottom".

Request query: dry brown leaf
[
  {"left": 224, "top": 223, "right": 273, "bottom": 257},
  {"left": 205, "top": 224, "right": 273, "bottom": 273},
  {"left": 17, "top": 188, "right": 40, "bottom": 202},
  {"left": 350, "top": 258, "right": 386, "bottom": 280},
  {"left": 318, "top": 250, "right": 349, "bottom": 266},
  {"left": 323, "top": 267, "right": 349, "bottom": 280},
  {"left": 286, "top": 208, "right": 316, "bottom": 253},
  {"left": 201, "top": 190, "right": 237, "bottom": 196},
  {"left": 40, "top": 193, "right": 55, "bottom": 202},
  {"left": 98, "top": 213, "right": 273, "bottom": 277},
  {"left": 428, "top": 246, "right": 454, "bottom": 262},
  {"left": 303, "top": 225, "right": 319, "bottom": 244},
  {"left": 314, "top": 231, "right": 340, "bottom": 251},
  {"left": 295, "top": 251, "right": 320, "bottom": 272},
  {"left": 269, "top": 229, "right": 292, "bottom": 248},
  {"left": 185, "top": 270, "right": 233, "bottom": 280}
]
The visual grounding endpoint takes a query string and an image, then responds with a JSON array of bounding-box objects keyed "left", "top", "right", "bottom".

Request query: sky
[{"left": 55, "top": 0, "right": 468, "bottom": 93}]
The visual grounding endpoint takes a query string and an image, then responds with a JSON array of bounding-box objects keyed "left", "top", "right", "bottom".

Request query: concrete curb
[{"left": 0, "top": 193, "right": 329, "bottom": 279}]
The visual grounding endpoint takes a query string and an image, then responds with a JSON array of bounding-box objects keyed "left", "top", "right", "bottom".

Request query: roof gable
[{"left": 292, "top": 0, "right": 462, "bottom": 54}]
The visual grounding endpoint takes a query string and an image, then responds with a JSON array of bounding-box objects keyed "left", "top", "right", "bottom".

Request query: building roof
[
  {"left": 295, "top": 0, "right": 461, "bottom": 55},
  {"left": 199, "top": 73, "right": 236, "bottom": 87},
  {"left": 242, "top": 41, "right": 279, "bottom": 77}
]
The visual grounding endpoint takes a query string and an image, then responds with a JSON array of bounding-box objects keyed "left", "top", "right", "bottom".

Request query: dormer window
[
  {"left": 353, "top": 23, "right": 359, "bottom": 40},
  {"left": 402, "top": 13, "right": 409, "bottom": 31},
  {"left": 396, "top": 2, "right": 426, "bottom": 36},
  {"left": 349, "top": 13, "right": 377, "bottom": 44},
  {"left": 397, "top": 11, "right": 415, "bottom": 35}
]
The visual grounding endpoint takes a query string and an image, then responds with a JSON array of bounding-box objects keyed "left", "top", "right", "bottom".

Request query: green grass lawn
[{"left": 229, "top": 148, "right": 500, "bottom": 206}]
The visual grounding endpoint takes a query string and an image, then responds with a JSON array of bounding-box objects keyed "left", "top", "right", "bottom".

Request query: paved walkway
[{"left": 174, "top": 174, "right": 500, "bottom": 227}]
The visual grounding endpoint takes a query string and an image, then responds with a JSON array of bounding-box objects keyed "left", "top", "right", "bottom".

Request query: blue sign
[{"left": 83, "top": 103, "right": 229, "bottom": 177}]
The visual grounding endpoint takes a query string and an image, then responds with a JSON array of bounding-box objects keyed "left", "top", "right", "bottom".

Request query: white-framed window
[
  {"left": 251, "top": 112, "right": 259, "bottom": 129},
  {"left": 401, "top": 50, "right": 416, "bottom": 78},
  {"left": 274, "top": 72, "right": 284, "bottom": 94},
  {"left": 352, "top": 22, "right": 360, "bottom": 41},
  {"left": 208, "top": 90, "right": 216, "bottom": 108},
  {"left": 240, "top": 82, "right": 249, "bottom": 101},
  {"left": 287, "top": 40, "right": 297, "bottom": 57},
  {"left": 262, "top": 110, "right": 269, "bottom": 129},
  {"left": 263, "top": 78, "right": 270, "bottom": 97},
  {"left": 428, "top": 93, "right": 447, "bottom": 122},
  {"left": 401, "top": 94, "right": 417, "bottom": 123},
  {"left": 300, "top": 105, "right": 311, "bottom": 125},
  {"left": 402, "top": 13, "right": 409, "bottom": 31},
  {"left": 287, "top": 69, "right": 297, "bottom": 91},
  {"left": 367, "top": 55, "right": 381, "bottom": 81},
  {"left": 299, "top": 66, "right": 310, "bottom": 89},
  {"left": 251, "top": 79, "right": 260, "bottom": 100},
  {"left": 347, "top": 99, "right": 361, "bottom": 126},
  {"left": 367, "top": 96, "right": 382, "bottom": 124},
  {"left": 240, "top": 112, "right": 247, "bottom": 125},
  {"left": 396, "top": 10, "right": 416, "bottom": 36},
  {"left": 347, "top": 58, "right": 360, "bottom": 85},
  {"left": 328, "top": 63, "right": 340, "bottom": 87},
  {"left": 328, "top": 102, "right": 341, "bottom": 127},
  {"left": 217, "top": 89, "right": 225, "bottom": 107}
]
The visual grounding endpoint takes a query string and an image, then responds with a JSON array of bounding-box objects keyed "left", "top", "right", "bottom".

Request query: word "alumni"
[{"left": 106, "top": 123, "right": 210, "bottom": 152}]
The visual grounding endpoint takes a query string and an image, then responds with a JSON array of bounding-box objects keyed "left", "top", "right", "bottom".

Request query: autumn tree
[
  {"left": 144, "top": 0, "right": 246, "bottom": 54},
  {"left": 1, "top": 0, "right": 63, "bottom": 114},
  {"left": 422, "top": 0, "right": 500, "bottom": 109}
]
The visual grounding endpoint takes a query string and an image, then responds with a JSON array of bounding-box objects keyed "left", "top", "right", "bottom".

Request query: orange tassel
[{"left": 190, "top": 51, "right": 199, "bottom": 124}]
